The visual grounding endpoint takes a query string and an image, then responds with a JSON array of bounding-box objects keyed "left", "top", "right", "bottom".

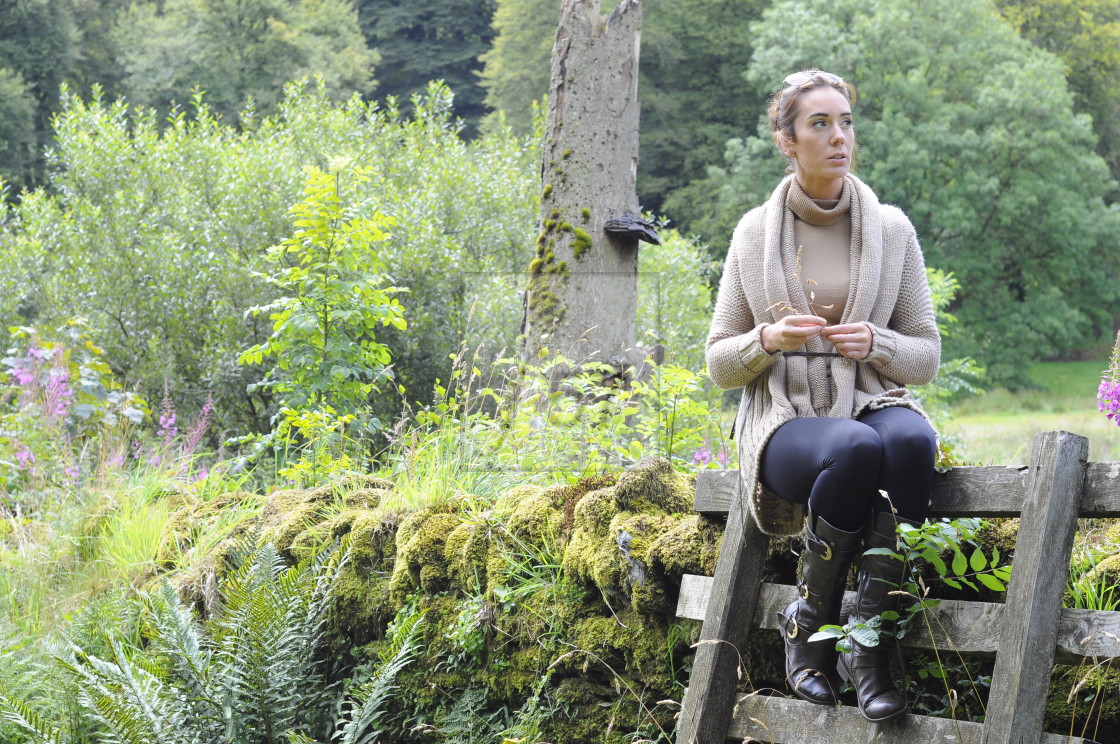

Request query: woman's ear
[{"left": 776, "top": 130, "right": 796, "bottom": 158}]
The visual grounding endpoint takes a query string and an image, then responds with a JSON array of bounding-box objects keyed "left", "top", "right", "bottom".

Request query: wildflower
[
  {"left": 1100, "top": 331, "right": 1120, "bottom": 427},
  {"left": 692, "top": 444, "right": 712, "bottom": 467},
  {"left": 11, "top": 367, "right": 34, "bottom": 387},
  {"left": 44, "top": 369, "right": 74, "bottom": 420},
  {"left": 158, "top": 393, "right": 179, "bottom": 446},
  {"left": 15, "top": 446, "right": 35, "bottom": 470},
  {"left": 183, "top": 393, "right": 215, "bottom": 455}
]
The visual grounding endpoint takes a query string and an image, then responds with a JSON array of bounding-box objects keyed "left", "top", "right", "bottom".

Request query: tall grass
[{"left": 944, "top": 361, "right": 1120, "bottom": 465}]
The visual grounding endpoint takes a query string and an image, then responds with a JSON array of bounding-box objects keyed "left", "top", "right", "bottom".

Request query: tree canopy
[
  {"left": 359, "top": 0, "right": 496, "bottom": 134},
  {"left": 112, "top": 0, "right": 377, "bottom": 119}
]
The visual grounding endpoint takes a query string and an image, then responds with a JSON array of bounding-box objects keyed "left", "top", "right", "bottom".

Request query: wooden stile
[{"left": 675, "top": 431, "right": 1112, "bottom": 744}]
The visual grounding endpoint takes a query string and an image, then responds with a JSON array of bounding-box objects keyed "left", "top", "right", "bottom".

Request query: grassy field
[{"left": 943, "top": 360, "right": 1120, "bottom": 465}]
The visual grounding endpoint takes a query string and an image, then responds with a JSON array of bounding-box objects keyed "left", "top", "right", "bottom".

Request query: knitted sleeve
[
  {"left": 863, "top": 226, "right": 941, "bottom": 385},
  {"left": 706, "top": 230, "right": 779, "bottom": 390}
]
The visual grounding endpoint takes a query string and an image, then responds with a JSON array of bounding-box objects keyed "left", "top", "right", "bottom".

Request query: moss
[
  {"left": 572, "top": 227, "right": 593, "bottom": 260},
  {"left": 528, "top": 257, "right": 544, "bottom": 275},
  {"left": 543, "top": 219, "right": 556, "bottom": 230},
  {"left": 259, "top": 484, "right": 341, "bottom": 558},
  {"left": 647, "top": 515, "right": 724, "bottom": 577},
  {"left": 323, "top": 571, "right": 393, "bottom": 653},
  {"left": 613, "top": 457, "right": 694, "bottom": 514},
  {"left": 542, "top": 183, "right": 553, "bottom": 199},
  {"left": 506, "top": 484, "right": 560, "bottom": 541},
  {"left": 445, "top": 521, "right": 491, "bottom": 594},
  {"left": 581, "top": 207, "right": 591, "bottom": 222},
  {"left": 562, "top": 459, "right": 697, "bottom": 608},
  {"left": 544, "top": 678, "right": 634, "bottom": 744},
  {"left": 566, "top": 608, "right": 678, "bottom": 692},
  {"left": 390, "top": 509, "right": 462, "bottom": 602},
  {"left": 558, "top": 221, "right": 573, "bottom": 232},
  {"left": 1044, "top": 664, "right": 1120, "bottom": 739}
]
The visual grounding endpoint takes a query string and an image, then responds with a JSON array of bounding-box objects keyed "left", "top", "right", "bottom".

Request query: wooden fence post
[
  {"left": 676, "top": 476, "right": 769, "bottom": 744},
  {"left": 981, "top": 430, "right": 1089, "bottom": 744}
]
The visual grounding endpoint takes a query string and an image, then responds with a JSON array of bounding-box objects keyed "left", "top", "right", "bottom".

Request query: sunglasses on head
[{"left": 781, "top": 70, "right": 845, "bottom": 94}]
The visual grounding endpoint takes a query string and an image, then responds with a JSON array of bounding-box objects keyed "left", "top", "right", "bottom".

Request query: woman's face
[{"left": 778, "top": 86, "right": 854, "bottom": 199}]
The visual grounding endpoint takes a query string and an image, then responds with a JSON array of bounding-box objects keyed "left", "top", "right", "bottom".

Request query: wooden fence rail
[{"left": 675, "top": 430, "right": 1120, "bottom": 744}]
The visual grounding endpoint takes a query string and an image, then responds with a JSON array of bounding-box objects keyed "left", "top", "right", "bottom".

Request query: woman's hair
[{"left": 767, "top": 70, "right": 858, "bottom": 168}]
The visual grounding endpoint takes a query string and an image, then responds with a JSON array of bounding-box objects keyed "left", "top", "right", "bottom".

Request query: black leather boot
[
  {"left": 837, "top": 510, "right": 911, "bottom": 723},
  {"left": 777, "top": 510, "right": 861, "bottom": 705}
]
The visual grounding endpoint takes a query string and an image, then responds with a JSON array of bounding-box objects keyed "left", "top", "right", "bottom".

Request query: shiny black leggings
[{"left": 759, "top": 407, "right": 936, "bottom": 532}]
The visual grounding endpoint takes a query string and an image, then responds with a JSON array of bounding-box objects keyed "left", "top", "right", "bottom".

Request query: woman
[{"left": 705, "top": 70, "right": 940, "bottom": 723}]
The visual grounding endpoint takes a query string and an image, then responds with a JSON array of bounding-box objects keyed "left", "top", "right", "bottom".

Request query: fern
[
  {"left": 0, "top": 687, "right": 63, "bottom": 744},
  {"left": 332, "top": 605, "right": 426, "bottom": 744}
]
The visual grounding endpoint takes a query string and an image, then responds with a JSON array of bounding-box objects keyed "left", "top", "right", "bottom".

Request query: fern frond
[
  {"left": 333, "top": 609, "right": 425, "bottom": 744},
  {"left": 0, "top": 687, "right": 63, "bottom": 744}
]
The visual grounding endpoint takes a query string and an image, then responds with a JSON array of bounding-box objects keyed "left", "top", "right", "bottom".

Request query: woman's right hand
[{"left": 761, "top": 315, "right": 827, "bottom": 353}]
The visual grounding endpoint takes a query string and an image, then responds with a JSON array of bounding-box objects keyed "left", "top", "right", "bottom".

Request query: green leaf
[
  {"left": 976, "top": 573, "right": 1006, "bottom": 592},
  {"left": 952, "top": 550, "right": 968, "bottom": 577},
  {"left": 970, "top": 548, "right": 988, "bottom": 572},
  {"left": 849, "top": 626, "right": 880, "bottom": 648}
]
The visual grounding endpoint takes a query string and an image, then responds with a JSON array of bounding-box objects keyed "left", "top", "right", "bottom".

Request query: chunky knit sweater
[{"left": 706, "top": 174, "right": 940, "bottom": 536}]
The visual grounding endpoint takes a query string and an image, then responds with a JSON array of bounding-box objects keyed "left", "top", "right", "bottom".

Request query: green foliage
[
  {"left": 479, "top": 0, "right": 770, "bottom": 215},
  {"left": 392, "top": 351, "right": 723, "bottom": 484},
  {"left": 477, "top": 0, "right": 558, "bottom": 136},
  {"left": 636, "top": 225, "right": 718, "bottom": 372},
  {"left": 112, "top": 0, "right": 376, "bottom": 120},
  {"left": 996, "top": 0, "right": 1120, "bottom": 185},
  {"left": 238, "top": 166, "right": 406, "bottom": 477},
  {"left": 809, "top": 518, "right": 1011, "bottom": 650},
  {"left": 0, "top": 539, "right": 430, "bottom": 744},
  {"left": 0, "top": 79, "right": 537, "bottom": 440},
  {"left": 357, "top": 0, "right": 496, "bottom": 134},
  {"left": 684, "top": 0, "right": 1120, "bottom": 383},
  {"left": 0, "top": 69, "right": 38, "bottom": 190}
]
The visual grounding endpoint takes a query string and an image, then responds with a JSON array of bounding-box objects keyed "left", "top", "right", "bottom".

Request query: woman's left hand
[{"left": 820, "top": 323, "right": 873, "bottom": 360}]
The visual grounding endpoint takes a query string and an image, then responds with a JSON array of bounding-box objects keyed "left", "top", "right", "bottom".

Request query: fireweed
[{"left": 1099, "top": 330, "right": 1120, "bottom": 426}]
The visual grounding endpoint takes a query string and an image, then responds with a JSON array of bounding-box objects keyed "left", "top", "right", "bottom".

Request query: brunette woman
[{"left": 705, "top": 70, "right": 940, "bottom": 723}]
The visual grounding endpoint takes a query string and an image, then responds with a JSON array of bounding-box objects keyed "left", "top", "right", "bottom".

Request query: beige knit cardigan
[{"left": 706, "top": 174, "right": 941, "bottom": 536}]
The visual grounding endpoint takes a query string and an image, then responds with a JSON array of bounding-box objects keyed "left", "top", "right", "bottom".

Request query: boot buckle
[{"left": 799, "top": 582, "right": 810, "bottom": 600}]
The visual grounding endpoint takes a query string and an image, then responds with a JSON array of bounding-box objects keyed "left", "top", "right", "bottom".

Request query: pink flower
[{"left": 15, "top": 446, "right": 35, "bottom": 470}]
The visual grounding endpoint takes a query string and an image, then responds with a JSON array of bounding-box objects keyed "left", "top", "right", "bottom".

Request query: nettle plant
[{"left": 239, "top": 165, "right": 407, "bottom": 483}]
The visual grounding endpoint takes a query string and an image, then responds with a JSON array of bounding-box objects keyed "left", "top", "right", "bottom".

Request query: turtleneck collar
[{"left": 786, "top": 178, "right": 851, "bottom": 226}]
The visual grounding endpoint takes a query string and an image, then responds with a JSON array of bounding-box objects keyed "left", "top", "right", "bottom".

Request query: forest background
[{"left": 3, "top": 0, "right": 1120, "bottom": 742}]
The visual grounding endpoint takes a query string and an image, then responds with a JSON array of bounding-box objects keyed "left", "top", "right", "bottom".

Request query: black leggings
[{"left": 759, "top": 407, "right": 936, "bottom": 532}]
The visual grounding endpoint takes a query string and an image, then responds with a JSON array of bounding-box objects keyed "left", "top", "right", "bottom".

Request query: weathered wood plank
[
  {"left": 694, "top": 466, "right": 1033, "bottom": 518},
  {"left": 726, "top": 694, "right": 1094, "bottom": 744},
  {"left": 676, "top": 480, "right": 770, "bottom": 744},
  {"left": 1082, "top": 461, "right": 1120, "bottom": 517},
  {"left": 982, "top": 430, "right": 1089, "bottom": 744},
  {"left": 677, "top": 576, "right": 1120, "bottom": 664}
]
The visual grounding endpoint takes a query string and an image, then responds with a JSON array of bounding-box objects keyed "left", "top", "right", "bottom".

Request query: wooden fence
[{"left": 674, "top": 430, "right": 1120, "bottom": 744}]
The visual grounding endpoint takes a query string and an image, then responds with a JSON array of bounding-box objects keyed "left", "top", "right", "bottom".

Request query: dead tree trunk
[{"left": 522, "top": 0, "right": 643, "bottom": 371}]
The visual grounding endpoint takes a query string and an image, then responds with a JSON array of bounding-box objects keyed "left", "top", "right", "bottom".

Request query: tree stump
[{"left": 522, "top": 0, "right": 643, "bottom": 371}]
